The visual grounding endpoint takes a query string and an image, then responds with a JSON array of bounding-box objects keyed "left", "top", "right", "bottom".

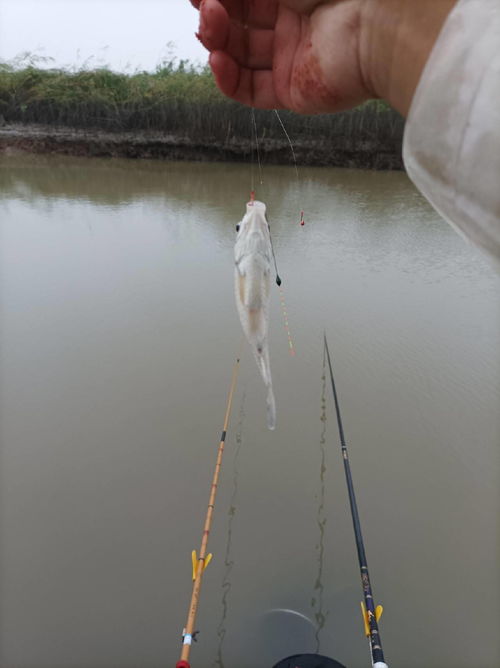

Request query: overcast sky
[{"left": 0, "top": 0, "right": 208, "bottom": 71}]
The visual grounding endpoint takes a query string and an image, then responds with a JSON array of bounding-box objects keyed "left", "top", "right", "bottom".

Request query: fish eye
[{"left": 236, "top": 224, "right": 240, "bottom": 232}]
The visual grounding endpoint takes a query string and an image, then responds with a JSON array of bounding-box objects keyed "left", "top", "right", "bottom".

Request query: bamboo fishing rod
[
  {"left": 323, "top": 334, "right": 389, "bottom": 668},
  {"left": 176, "top": 352, "right": 241, "bottom": 668}
]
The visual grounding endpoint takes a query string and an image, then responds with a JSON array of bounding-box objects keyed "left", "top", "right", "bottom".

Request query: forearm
[{"left": 361, "top": 0, "right": 457, "bottom": 116}]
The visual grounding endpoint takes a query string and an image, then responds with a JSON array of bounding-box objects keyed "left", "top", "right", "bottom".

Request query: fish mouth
[{"left": 246, "top": 200, "right": 267, "bottom": 215}]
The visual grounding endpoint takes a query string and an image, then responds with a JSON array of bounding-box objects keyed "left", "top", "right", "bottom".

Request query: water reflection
[
  {"left": 215, "top": 391, "right": 246, "bottom": 668},
  {"left": 0, "top": 153, "right": 499, "bottom": 668}
]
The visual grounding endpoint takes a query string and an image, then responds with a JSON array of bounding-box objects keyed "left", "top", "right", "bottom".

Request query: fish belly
[
  {"left": 235, "top": 264, "right": 270, "bottom": 344},
  {"left": 234, "top": 266, "right": 276, "bottom": 429}
]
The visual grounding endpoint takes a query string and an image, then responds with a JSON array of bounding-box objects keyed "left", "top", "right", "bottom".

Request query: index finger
[{"left": 191, "top": 0, "right": 278, "bottom": 30}]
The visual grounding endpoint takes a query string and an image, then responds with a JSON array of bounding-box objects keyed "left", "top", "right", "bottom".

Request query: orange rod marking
[{"left": 278, "top": 287, "right": 296, "bottom": 356}]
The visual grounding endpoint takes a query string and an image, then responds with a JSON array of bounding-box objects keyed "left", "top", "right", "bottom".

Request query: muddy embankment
[{"left": 0, "top": 123, "right": 404, "bottom": 170}]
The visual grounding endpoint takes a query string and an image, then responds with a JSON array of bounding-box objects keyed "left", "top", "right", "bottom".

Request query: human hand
[
  {"left": 191, "top": 0, "right": 457, "bottom": 117},
  {"left": 192, "top": 0, "right": 372, "bottom": 114}
]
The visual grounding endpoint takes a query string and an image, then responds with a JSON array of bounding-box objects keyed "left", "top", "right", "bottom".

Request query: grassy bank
[{"left": 0, "top": 60, "right": 404, "bottom": 168}]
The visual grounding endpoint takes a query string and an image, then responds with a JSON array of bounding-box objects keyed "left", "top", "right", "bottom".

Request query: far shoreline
[{"left": 0, "top": 123, "right": 404, "bottom": 171}]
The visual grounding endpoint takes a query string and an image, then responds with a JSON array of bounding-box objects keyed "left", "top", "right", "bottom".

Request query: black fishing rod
[{"left": 323, "top": 334, "right": 388, "bottom": 668}]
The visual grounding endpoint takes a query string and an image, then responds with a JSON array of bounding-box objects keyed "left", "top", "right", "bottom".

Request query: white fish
[{"left": 234, "top": 200, "right": 276, "bottom": 430}]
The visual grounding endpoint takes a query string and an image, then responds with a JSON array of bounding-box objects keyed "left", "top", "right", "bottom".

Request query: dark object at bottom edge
[{"left": 273, "top": 654, "right": 346, "bottom": 668}]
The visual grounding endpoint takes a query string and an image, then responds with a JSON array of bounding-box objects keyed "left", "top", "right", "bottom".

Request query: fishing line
[
  {"left": 250, "top": 109, "right": 297, "bottom": 355},
  {"left": 323, "top": 334, "right": 388, "bottom": 668},
  {"left": 278, "top": 286, "right": 295, "bottom": 357},
  {"left": 267, "top": 221, "right": 282, "bottom": 285},
  {"left": 267, "top": 217, "right": 296, "bottom": 356},
  {"left": 250, "top": 122, "right": 255, "bottom": 195},
  {"left": 268, "top": 111, "right": 300, "bottom": 356},
  {"left": 251, "top": 108, "right": 264, "bottom": 189},
  {"left": 177, "top": 347, "right": 242, "bottom": 668},
  {"left": 249, "top": 108, "right": 255, "bottom": 194},
  {"left": 274, "top": 109, "right": 305, "bottom": 226},
  {"left": 274, "top": 109, "right": 299, "bottom": 182}
]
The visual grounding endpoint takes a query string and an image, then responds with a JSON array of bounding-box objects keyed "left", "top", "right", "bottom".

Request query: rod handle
[
  {"left": 191, "top": 550, "right": 213, "bottom": 581},
  {"left": 360, "top": 601, "right": 383, "bottom": 637}
]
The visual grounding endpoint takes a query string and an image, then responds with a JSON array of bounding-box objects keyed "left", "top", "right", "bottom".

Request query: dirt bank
[{"left": 0, "top": 123, "right": 404, "bottom": 170}]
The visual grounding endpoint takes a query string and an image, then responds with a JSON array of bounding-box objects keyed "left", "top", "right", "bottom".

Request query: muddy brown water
[{"left": 0, "top": 154, "right": 499, "bottom": 668}]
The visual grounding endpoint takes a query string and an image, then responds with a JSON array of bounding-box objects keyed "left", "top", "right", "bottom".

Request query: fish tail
[{"left": 252, "top": 344, "right": 276, "bottom": 430}]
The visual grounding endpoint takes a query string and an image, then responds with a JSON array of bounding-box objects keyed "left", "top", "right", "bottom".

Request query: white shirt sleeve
[{"left": 403, "top": 0, "right": 500, "bottom": 263}]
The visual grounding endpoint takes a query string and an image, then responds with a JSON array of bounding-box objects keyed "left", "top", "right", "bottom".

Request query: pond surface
[{"left": 0, "top": 153, "right": 499, "bottom": 668}]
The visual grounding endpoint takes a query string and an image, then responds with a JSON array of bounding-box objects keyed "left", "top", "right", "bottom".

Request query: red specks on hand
[{"left": 291, "top": 52, "right": 338, "bottom": 113}]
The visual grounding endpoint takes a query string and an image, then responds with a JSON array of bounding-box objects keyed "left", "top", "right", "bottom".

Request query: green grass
[{"left": 0, "top": 59, "right": 403, "bottom": 147}]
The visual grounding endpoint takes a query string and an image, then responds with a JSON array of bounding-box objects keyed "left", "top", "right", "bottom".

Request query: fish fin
[
  {"left": 266, "top": 385, "right": 276, "bottom": 430},
  {"left": 252, "top": 343, "right": 269, "bottom": 386}
]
